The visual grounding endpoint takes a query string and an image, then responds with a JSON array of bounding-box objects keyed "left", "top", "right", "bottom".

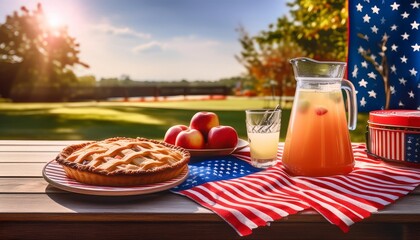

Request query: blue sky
[{"left": 1, "top": 0, "right": 288, "bottom": 80}]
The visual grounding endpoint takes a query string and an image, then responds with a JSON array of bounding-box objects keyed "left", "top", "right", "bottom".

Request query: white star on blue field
[
  {"left": 172, "top": 156, "right": 261, "bottom": 191},
  {"left": 348, "top": 0, "right": 420, "bottom": 111}
]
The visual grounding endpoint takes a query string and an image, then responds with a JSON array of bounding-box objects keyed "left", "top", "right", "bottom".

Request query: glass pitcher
[{"left": 282, "top": 57, "right": 357, "bottom": 177}]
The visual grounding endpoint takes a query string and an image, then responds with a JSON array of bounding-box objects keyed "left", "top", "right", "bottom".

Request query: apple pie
[{"left": 55, "top": 137, "right": 190, "bottom": 186}]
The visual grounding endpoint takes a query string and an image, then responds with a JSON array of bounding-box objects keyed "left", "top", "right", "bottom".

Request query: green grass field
[{"left": 0, "top": 98, "right": 368, "bottom": 142}]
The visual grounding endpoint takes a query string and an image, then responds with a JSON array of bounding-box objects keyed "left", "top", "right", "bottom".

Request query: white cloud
[
  {"left": 132, "top": 41, "right": 167, "bottom": 53},
  {"left": 91, "top": 23, "right": 151, "bottom": 39},
  {"left": 77, "top": 30, "right": 244, "bottom": 80},
  {"left": 166, "top": 35, "right": 220, "bottom": 56},
  {"left": 126, "top": 35, "right": 244, "bottom": 80},
  {"left": 132, "top": 35, "right": 220, "bottom": 56}
]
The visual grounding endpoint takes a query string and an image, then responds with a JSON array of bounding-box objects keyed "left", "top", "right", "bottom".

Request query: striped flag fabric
[
  {"left": 347, "top": 0, "right": 420, "bottom": 111},
  {"left": 171, "top": 153, "right": 311, "bottom": 236},
  {"left": 172, "top": 144, "right": 420, "bottom": 236},
  {"left": 368, "top": 126, "right": 420, "bottom": 163}
]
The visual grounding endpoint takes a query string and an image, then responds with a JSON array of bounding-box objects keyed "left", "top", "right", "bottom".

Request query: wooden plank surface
[
  {"left": 0, "top": 140, "right": 84, "bottom": 145},
  {"left": 1, "top": 140, "right": 419, "bottom": 240},
  {"left": 0, "top": 140, "right": 84, "bottom": 152},
  {"left": 0, "top": 193, "right": 212, "bottom": 216},
  {"left": 0, "top": 221, "right": 412, "bottom": 240},
  {"left": 1, "top": 176, "right": 419, "bottom": 194},
  {"left": 0, "top": 163, "right": 45, "bottom": 177},
  {"left": 0, "top": 152, "right": 58, "bottom": 163},
  {"left": 1, "top": 192, "right": 420, "bottom": 219},
  {"left": 0, "top": 145, "right": 67, "bottom": 152},
  {"left": 0, "top": 178, "right": 53, "bottom": 193}
]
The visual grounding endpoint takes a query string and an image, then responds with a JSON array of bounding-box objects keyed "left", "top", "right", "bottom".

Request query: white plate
[
  {"left": 42, "top": 161, "right": 189, "bottom": 196},
  {"left": 187, "top": 138, "right": 249, "bottom": 157}
]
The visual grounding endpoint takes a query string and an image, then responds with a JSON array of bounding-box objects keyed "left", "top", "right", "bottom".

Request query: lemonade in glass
[{"left": 246, "top": 109, "right": 281, "bottom": 168}]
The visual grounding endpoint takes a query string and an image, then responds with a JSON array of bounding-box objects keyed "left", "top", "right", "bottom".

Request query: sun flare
[
  {"left": 36, "top": 0, "right": 84, "bottom": 33},
  {"left": 45, "top": 12, "right": 63, "bottom": 28}
]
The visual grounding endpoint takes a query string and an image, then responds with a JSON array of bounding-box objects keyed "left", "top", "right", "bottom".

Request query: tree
[
  {"left": 98, "top": 77, "right": 121, "bottom": 87},
  {"left": 0, "top": 3, "right": 88, "bottom": 100},
  {"left": 237, "top": 0, "right": 348, "bottom": 98},
  {"left": 76, "top": 75, "right": 97, "bottom": 87},
  {"left": 236, "top": 26, "right": 304, "bottom": 99},
  {"left": 259, "top": 0, "right": 348, "bottom": 61}
]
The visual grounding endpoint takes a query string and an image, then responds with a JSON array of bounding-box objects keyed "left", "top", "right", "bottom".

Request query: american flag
[
  {"left": 172, "top": 144, "right": 420, "bottom": 236},
  {"left": 348, "top": 0, "right": 420, "bottom": 111}
]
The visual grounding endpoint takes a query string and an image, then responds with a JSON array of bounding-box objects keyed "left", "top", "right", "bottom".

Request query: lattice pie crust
[{"left": 55, "top": 137, "right": 190, "bottom": 186}]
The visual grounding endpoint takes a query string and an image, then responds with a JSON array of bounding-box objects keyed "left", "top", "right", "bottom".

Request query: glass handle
[{"left": 341, "top": 79, "right": 358, "bottom": 130}]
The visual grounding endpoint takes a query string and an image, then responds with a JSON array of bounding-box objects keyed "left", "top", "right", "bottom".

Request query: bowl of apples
[{"left": 164, "top": 111, "right": 248, "bottom": 157}]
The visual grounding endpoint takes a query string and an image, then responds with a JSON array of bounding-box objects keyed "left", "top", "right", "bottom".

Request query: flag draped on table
[
  {"left": 172, "top": 144, "right": 420, "bottom": 236},
  {"left": 347, "top": 0, "right": 420, "bottom": 111},
  {"left": 172, "top": 153, "right": 311, "bottom": 236}
]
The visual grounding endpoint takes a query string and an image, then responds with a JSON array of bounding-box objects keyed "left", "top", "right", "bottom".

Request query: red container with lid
[{"left": 366, "top": 110, "right": 420, "bottom": 166}]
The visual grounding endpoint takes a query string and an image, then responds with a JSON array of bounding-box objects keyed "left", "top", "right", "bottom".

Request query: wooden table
[{"left": 1, "top": 140, "right": 419, "bottom": 240}]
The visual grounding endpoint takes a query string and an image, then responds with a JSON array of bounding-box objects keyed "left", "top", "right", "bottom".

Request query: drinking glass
[{"left": 245, "top": 109, "right": 281, "bottom": 168}]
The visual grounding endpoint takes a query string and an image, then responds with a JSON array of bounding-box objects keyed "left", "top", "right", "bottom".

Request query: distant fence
[{"left": 11, "top": 86, "right": 232, "bottom": 102}]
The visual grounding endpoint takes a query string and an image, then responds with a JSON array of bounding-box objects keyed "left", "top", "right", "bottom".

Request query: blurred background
[{"left": 0, "top": 0, "right": 366, "bottom": 141}]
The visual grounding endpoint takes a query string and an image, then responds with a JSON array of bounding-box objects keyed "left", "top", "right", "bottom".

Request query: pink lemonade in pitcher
[
  {"left": 282, "top": 57, "right": 357, "bottom": 177},
  {"left": 282, "top": 88, "right": 354, "bottom": 176}
]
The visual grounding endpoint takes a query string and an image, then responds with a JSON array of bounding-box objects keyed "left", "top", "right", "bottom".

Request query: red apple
[
  {"left": 207, "top": 125, "right": 238, "bottom": 149},
  {"left": 175, "top": 129, "right": 205, "bottom": 149},
  {"left": 164, "top": 125, "right": 189, "bottom": 145},
  {"left": 189, "top": 111, "right": 220, "bottom": 139}
]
